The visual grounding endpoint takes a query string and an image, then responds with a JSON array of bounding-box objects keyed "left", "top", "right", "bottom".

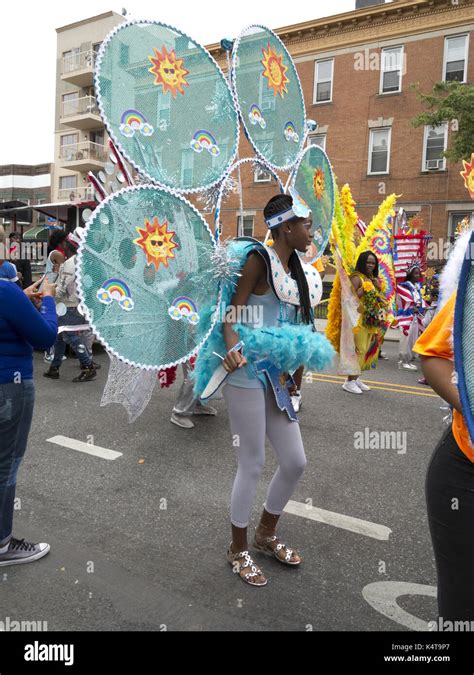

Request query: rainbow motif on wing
[
  {"left": 97, "top": 279, "right": 135, "bottom": 311},
  {"left": 168, "top": 296, "right": 200, "bottom": 325},
  {"left": 190, "top": 130, "right": 220, "bottom": 156},
  {"left": 119, "top": 109, "right": 154, "bottom": 138},
  {"left": 284, "top": 121, "right": 299, "bottom": 144},
  {"left": 248, "top": 104, "right": 266, "bottom": 129}
]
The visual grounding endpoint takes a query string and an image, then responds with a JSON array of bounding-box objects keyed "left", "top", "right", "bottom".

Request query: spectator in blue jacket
[{"left": 0, "top": 274, "right": 57, "bottom": 566}]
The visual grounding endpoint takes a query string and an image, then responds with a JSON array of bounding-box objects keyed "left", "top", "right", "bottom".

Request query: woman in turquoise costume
[{"left": 195, "top": 192, "right": 334, "bottom": 587}]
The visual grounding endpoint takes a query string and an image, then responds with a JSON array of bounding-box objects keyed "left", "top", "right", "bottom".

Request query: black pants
[{"left": 426, "top": 427, "right": 474, "bottom": 621}]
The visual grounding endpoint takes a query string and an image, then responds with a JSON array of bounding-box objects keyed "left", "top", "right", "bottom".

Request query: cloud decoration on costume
[
  {"left": 248, "top": 104, "right": 266, "bottom": 129},
  {"left": 288, "top": 186, "right": 311, "bottom": 219},
  {"left": 119, "top": 110, "right": 155, "bottom": 138},
  {"left": 190, "top": 130, "right": 220, "bottom": 156},
  {"left": 284, "top": 121, "right": 299, "bottom": 144},
  {"left": 97, "top": 279, "right": 135, "bottom": 311},
  {"left": 168, "top": 296, "right": 200, "bottom": 325}
]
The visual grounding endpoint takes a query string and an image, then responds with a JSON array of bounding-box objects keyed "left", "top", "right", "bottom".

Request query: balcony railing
[
  {"left": 62, "top": 49, "right": 96, "bottom": 76},
  {"left": 58, "top": 186, "right": 96, "bottom": 203},
  {"left": 60, "top": 141, "right": 106, "bottom": 163},
  {"left": 61, "top": 96, "right": 100, "bottom": 119}
]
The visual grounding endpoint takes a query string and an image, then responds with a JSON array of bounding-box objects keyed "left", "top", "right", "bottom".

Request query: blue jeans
[
  {"left": 52, "top": 308, "right": 92, "bottom": 369},
  {"left": 0, "top": 380, "right": 35, "bottom": 545}
]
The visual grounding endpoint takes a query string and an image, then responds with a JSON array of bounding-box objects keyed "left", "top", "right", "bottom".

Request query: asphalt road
[{"left": 0, "top": 341, "right": 446, "bottom": 631}]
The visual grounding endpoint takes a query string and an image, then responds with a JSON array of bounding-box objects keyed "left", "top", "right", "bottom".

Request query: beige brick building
[{"left": 52, "top": 11, "right": 124, "bottom": 208}]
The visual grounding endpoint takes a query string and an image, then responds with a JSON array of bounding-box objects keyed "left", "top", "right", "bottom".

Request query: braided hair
[{"left": 263, "top": 194, "right": 312, "bottom": 324}]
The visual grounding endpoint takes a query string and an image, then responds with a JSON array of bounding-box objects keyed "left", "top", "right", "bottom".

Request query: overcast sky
[{"left": 1, "top": 0, "right": 363, "bottom": 166}]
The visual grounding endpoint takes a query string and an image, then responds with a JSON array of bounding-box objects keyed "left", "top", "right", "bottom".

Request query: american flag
[
  {"left": 356, "top": 218, "right": 367, "bottom": 236},
  {"left": 393, "top": 233, "right": 430, "bottom": 283}
]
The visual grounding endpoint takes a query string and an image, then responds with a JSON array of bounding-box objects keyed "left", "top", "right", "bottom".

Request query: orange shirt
[{"left": 413, "top": 292, "right": 474, "bottom": 463}]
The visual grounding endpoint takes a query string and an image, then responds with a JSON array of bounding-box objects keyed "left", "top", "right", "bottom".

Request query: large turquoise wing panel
[
  {"left": 77, "top": 185, "right": 221, "bottom": 369},
  {"left": 95, "top": 20, "right": 239, "bottom": 192},
  {"left": 231, "top": 25, "right": 306, "bottom": 171}
]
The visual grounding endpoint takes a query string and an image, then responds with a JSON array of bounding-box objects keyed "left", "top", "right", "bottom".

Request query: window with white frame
[
  {"left": 423, "top": 124, "right": 448, "bottom": 171},
  {"left": 60, "top": 133, "right": 78, "bottom": 146},
  {"left": 237, "top": 214, "right": 254, "bottom": 237},
  {"left": 62, "top": 91, "right": 79, "bottom": 117},
  {"left": 60, "top": 133, "right": 79, "bottom": 161},
  {"left": 59, "top": 175, "right": 77, "bottom": 191},
  {"left": 449, "top": 211, "right": 473, "bottom": 239},
  {"left": 90, "top": 130, "right": 104, "bottom": 146},
  {"left": 254, "top": 142, "right": 273, "bottom": 182},
  {"left": 444, "top": 35, "right": 469, "bottom": 82},
  {"left": 254, "top": 166, "right": 272, "bottom": 182},
  {"left": 307, "top": 134, "right": 327, "bottom": 158},
  {"left": 63, "top": 48, "right": 80, "bottom": 72},
  {"left": 314, "top": 59, "right": 334, "bottom": 104},
  {"left": 380, "top": 46, "right": 403, "bottom": 94},
  {"left": 368, "top": 128, "right": 391, "bottom": 174}
]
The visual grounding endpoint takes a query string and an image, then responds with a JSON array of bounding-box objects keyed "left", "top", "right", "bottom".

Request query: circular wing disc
[
  {"left": 232, "top": 25, "right": 306, "bottom": 171},
  {"left": 454, "top": 229, "right": 474, "bottom": 445},
  {"left": 292, "top": 145, "right": 335, "bottom": 262},
  {"left": 95, "top": 20, "right": 239, "bottom": 192},
  {"left": 77, "top": 185, "right": 220, "bottom": 369}
]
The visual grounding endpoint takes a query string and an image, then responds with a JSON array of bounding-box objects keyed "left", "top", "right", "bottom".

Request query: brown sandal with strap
[
  {"left": 253, "top": 527, "right": 302, "bottom": 566},
  {"left": 226, "top": 544, "right": 268, "bottom": 587}
]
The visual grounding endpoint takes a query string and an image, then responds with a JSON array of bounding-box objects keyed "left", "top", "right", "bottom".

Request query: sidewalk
[{"left": 314, "top": 319, "right": 401, "bottom": 342}]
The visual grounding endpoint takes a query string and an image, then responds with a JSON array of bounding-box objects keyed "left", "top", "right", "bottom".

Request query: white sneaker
[
  {"left": 194, "top": 404, "right": 218, "bottom": 416},
  {"left": 291, "top": 393, "right": 302, "bottom": 412},
  {"left": 342, "top": 380, "right": 363, "bottom": 394},
  {"left": 170, "top": 413, "right": 195, "bottom": 429},
  {"left": 356, "top": 379, "right": 371, "bottom": 391},
  {"left": 398, "top": 361, "right": 415, "bottom": 371},
  {"left": 379, "top": 351, "right": 388, "bottom": 360}
]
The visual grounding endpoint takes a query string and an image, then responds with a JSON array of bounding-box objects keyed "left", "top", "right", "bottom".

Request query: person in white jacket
[{"left": 43, "top": 230, "right": 97, "bottom": 383}]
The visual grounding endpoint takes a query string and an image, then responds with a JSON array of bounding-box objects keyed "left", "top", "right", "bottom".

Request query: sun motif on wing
[
  {"left": 134, "top": 217, "right": 178, "bottom": 270},
  {"left": 261, "top": 43, "right": 289, "bottom": 98},
  {"left": 148, "top": 46, "right": 189, "bottom": 98},
  {"left": 313, "top": 168, "right": 325, "bottom": 200},
  {"left": 461, "top": 153, "right": 474, "bottom": 198}
]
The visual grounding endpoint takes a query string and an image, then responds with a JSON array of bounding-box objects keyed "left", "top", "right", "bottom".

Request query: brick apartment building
[{"left": 208, "top": 0, "right": 474, "bottom": 252}]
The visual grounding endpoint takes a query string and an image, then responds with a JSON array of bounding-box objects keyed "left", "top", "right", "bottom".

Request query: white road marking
[
  {"left": 363, "top": 581, "right": 437, "bottom": 631},
  {"left": 47, "top": 436, "right": 122, "bottom": 461},
  {"left": 284, "top": 500, "right": 392, "bottom": 541}
]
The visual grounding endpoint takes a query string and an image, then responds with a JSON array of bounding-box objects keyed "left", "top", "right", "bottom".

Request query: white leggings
[{"left": 223, "top": 383, "right": 307, "bottom": 528}]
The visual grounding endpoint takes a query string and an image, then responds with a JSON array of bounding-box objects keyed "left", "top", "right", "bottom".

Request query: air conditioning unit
[{"left": 426, "top": 159, "right": 443, "bottom": 171}]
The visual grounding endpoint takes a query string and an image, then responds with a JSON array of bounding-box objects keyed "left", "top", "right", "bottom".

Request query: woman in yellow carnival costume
[
  {"left": 326, "top": 186, "right": 397, "bottom": 395},
  {"left": 344, "top": 251, "right": 390, "bottom": 394}
]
